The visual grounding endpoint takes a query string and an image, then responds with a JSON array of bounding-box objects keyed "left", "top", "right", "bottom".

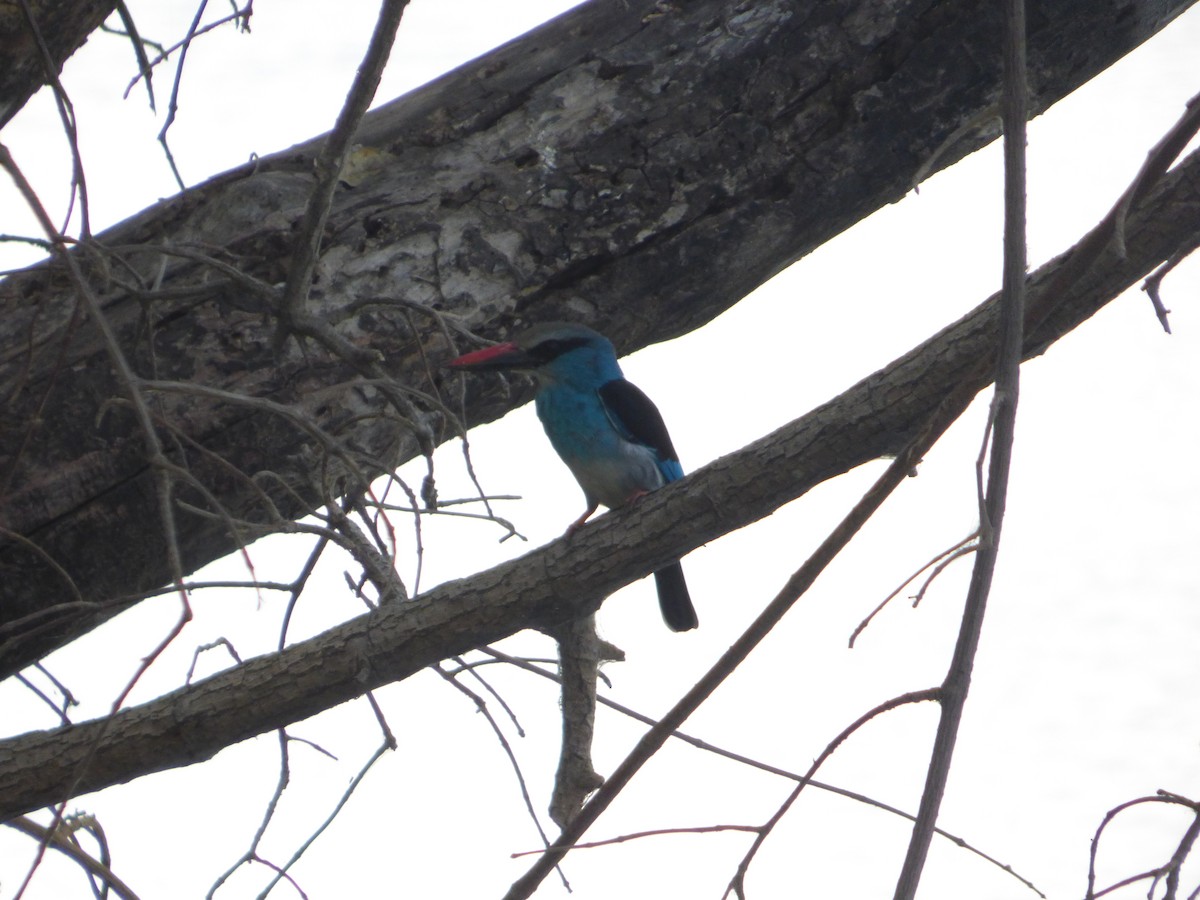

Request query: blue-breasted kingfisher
[{"left": 448, "top": 322, "right": 698, "bottom": 632}]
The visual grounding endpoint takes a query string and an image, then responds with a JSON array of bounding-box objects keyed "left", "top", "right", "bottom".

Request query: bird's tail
[{"left": 654, "top": 562, "right": 698, "bottom": 632}]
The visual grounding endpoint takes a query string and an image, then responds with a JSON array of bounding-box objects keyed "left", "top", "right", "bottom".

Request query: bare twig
[
  {"left": 158, "top": 0, "right": 211, "bottom": 189},
  {"left": 1026, "top": 88, "right": 1200, "bottom": 343},
  {"left": 727, "top": 689, "right": 942, "bottom": 899},
  {"left": 325, "top": 502, "right": 408, "bottom": 605},
  {"left": 206, "top": 729, "right": 293, "bottom": 899},
  {"left": 1141, "top": 232, "right": 1200, "bottom": 334},
  {"left": 1086, "top": 791, "right": 1200, "bottom": 900},
  {"left": 121, "top": 4, "right": 251, "bottom": 101},
  {"left": 849, "top": 533, "right": 978, "bottom": 647},
  {"left": 279, "top": 536, "right": 333, "bottom": 650},
  {"left": 0, "top": 146, "right": 193, "bottom": 688},
  {"left": 0, "top": 525, "right": 85, "bottom": 606},
  {"left": 208, "top": 725, "right": 343, "bottom": 900},
  {"left": 278, "top": 0, "right": 410, "bottom": 330},
  {"left": 14, "top": 0, "right": 90, "bottom": 237},
  {"left": 895, "top": 41, "right": 1200, "bottom": 900},
  {"left": 14, "top": 673, "right": 74, "bottom": 726},
  {"left": 372, "top": 495, "right": 526, "bottom": 542},
  {"left": 450, "top": 654, "right": 528, "bottom": 737},
  {"left": 513, "top": 823, "right": 762, "bottom": 858},
  {"left": 254, "top": 735, "right": 395, "bottom": 899},
  {"left": 5, "top": 815, "right": 140, "bottom": 900},
  {"left": 1111, "top": 94, "right": 1200, "bottom": 261},
  {"left": 113, "top": 1, "right": 157, "bottom": 111},
  {"left": 115, "top": 580, "right": 297, "bottom": 603},
  {"left": 186, "top": 637, "right": 244, "bottom": 683},
  {"left": 891, "top": 3, "right": 1028, "bottom": 895},
  {"left": 434, "top": 664, "right": 570, "bottom": 892},
  {"left": 136, "top": 379, "right": 381, "bottom": 496}
]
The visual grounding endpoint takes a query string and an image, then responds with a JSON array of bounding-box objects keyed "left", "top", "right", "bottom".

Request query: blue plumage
[{"left": 449, "top": 323, "right": 697, "bottom": 632}]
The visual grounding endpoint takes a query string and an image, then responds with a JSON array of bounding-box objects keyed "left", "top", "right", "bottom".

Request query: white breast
[{"left": 566, "top": 440, "right": 665, "bottom": 510}]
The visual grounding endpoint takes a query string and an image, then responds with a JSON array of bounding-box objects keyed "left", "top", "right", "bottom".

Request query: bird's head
[{"left": 448, "top": 322, "right": 620, "bottom": 384}]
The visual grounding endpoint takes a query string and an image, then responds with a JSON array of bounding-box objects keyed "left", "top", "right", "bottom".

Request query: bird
[{"left": 448, "top": 322, "right": 697, "bottom": 632}]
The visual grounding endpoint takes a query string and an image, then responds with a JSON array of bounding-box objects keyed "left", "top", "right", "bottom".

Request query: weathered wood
[{"left": 0, "top": 0, "right": 1195, "bottom": 677}]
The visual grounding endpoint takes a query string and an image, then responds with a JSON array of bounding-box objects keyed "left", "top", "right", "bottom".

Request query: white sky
[{"left": 2, "top": 2, "right": 1199, "bottom": 899}]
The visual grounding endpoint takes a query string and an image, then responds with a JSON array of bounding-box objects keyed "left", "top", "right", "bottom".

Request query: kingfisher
[{"left": 448, "top": 322, "right": 697, "bottom": 631}]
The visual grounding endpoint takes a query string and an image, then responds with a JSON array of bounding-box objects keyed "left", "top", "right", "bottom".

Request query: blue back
[{"left": 530, "top": 329, "right": 682, "bottom": 507}]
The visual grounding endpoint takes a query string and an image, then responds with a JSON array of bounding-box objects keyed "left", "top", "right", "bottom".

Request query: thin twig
[
  {"left": 450, "top": 654, "right": 527, "bottom": 738},
  {"left": 206, "top": 729, "right": 293, "bottom": 899},
  {"left": 891, "top": 2, "right": 1027, "bottom": 894},
  {"left": 122, "top": 6, "right": 251, "bottom": 100},
  {"left": 727, "top": 689, "right": 941, "bottom": 899},
  {"left": 157, "top": 0, "right": 211, "bottom": 189},
  {"left": 434, "top": 664, "right": 571, "bottom": 892},
  {"left": 186, "top": 637, "right": 244, "bottom": 683},
  {"left": 1141, "top": 232, "right": 1200, "bottom": 334},
  {"left": 5, "top": 816, "right": 141, "bottom": 900},
  {"left": 513, "top": 823, "right": 762, "bottom": 857},
  {"left": 113, "top": 1, "right": 157, "bottom": 111},
  {"left": 1086, "top": 791, "right": 1200, "bottom": 900},
  {"left": 1025, "top": 88, "right": 1200, "bottom": 344},
  {"left": 279, "top": 536, "right": 332, "bottom": 650},
  {"left": 14, "top": 673, "right": 74, "bottom": 726},
  {"left": 254, "top": 732, "right": 395, "bottom": 898},
  {"left": 849, "top": 533, "right": 978, "bottom": 647},
  {"left": 15, "top": 0, "right": 90, "bottom": 237},
  {"left": 278, "top": 0, "right": 410, "bottom": 330},
  {"left": 1111, "top": 94, "right": 1200, "bottom": 260}
]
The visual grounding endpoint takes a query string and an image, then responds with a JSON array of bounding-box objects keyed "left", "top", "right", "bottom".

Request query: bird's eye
[
  {"left": 530, "top": 337, "right": 589, "bottom": 362},
  {"left": 526, "top": 341, "right": 559, "bottom": 363}
]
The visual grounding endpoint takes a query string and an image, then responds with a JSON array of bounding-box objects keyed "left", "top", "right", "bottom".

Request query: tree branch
[{"left": 2, "top": 134, "right": 1198, "bottom": 819}]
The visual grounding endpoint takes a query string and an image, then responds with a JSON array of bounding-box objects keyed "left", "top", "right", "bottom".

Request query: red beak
[{"left": 447, "top": 341, "right": 533, "bottom": 370}]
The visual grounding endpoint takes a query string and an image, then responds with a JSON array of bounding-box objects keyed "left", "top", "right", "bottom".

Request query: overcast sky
[{"left": 2, "top": 2, "right": 1199, "bottom": 899}]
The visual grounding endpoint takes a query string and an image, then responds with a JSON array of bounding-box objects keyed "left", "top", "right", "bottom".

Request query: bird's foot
[{"left": 564, "top": 504, "right": 599, "bottom": 537}]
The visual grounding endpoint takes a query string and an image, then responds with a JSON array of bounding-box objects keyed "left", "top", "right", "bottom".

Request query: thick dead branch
[
  {"left": 2, "top": 138, "right": 1199, "bottom": 821},
  {"left": 1, "top": 0, "right": 1194, "bottom": 675}
]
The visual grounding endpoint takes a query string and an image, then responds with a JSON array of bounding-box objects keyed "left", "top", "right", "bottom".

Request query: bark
[
  {"left": 0, "top": 0, "right": 1194, "bottom": 677},
  {"left": 0, "top": 0, "right": 116, "bottom": 127},
  {"left": 3, "top": 138, "right": 1200, "bottom": 820}
]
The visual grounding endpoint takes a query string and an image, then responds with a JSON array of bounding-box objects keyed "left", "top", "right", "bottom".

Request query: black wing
[{"left": 597, "top": 378, "right": 679, "bottom": 464}]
